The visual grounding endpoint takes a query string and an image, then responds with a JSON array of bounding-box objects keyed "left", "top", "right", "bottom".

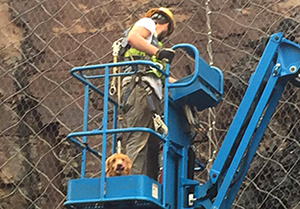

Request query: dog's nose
[{"left": 117, "top": 163, "right": 124, "bottom": 169}]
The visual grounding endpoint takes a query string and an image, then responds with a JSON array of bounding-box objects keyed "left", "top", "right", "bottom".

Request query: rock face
[{"left": 0, "top": 0, "right": 299, "bottom": 209}]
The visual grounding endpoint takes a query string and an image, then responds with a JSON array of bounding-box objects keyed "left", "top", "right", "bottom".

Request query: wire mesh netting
[{"left": 0, "top": 0, "right": 299, "bottom": 208}]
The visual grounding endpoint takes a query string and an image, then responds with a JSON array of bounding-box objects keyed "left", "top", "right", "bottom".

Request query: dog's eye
[
  {"left": 122, "top": 158, "right": 125, "bottom": 161},
  {"left": 112, "top": 159, "right": 116, "bottom": 163}
]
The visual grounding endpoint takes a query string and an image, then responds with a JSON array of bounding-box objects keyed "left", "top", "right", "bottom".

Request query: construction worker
[{"left": 121, "top": 7, "right": 176, "bottom": 180}]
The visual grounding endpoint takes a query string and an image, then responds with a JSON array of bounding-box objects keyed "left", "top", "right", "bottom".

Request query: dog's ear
[
  {"left": 105, "top": 156, "right": 112, "bottom": 174},
  {"left": 126, "top": 156, "right": 132, "bottom": 170},
  {"left": 123, "top": 156, "right": 132, "bottom": 175}
]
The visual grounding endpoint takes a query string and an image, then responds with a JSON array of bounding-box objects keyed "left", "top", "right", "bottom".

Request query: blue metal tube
[
  {"left": 69, "top": 137, "right": 85, "bottom": 149},
  {"left": 209, "top": 33, "right": 282, "bottom": 183},
  {"left": 162, "top": 63, "right": 170, "bottom": 207},
  {"left": 100, "top": 66, "right": 110, "bottom": 199},
  {"left": 69, "top": 60, "right": 171, "bottom": 108},
  {"left": 169, "top": 43, "right": 199, "bottom": 88},
  {"left": 80, "top": 85, "right": 89, "bottom": 178},
  {"left": 164, "top": 62, "right": 170, "bottom": 131},
  {"left": 69, "top": 137, "right": 101, "bottom": 158},
  {"left": 223, "top": 78, "right": 287, "bottom": 208},
  {"left": 70, "top": 60, "right": 167, "bottom": 79},
  {"left": 67, "top": 127, "right": 167, "bottom": 143},
  {"left": 112, "top": 104, "right": 118, "bottom": 154},
  {"left": 162, "top": 142, "right": 169, "bottom": 207},
  {"left": 178, "top": 147, "right": 188, "bottom": 208},
  {"left": 213, "top": 69, "right": 279, "bottom": 208},
  {"left": 71, "top": 71, "right": 118, "bottom": 106}
]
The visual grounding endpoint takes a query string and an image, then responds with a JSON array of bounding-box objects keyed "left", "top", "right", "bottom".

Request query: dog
[{"left": 105, "top": 153, "right": 132, "bottom": 177}]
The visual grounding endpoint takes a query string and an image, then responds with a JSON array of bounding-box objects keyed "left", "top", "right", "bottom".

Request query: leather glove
[{"left": 156, "top": 48, "right": 175, "bottom": 63}]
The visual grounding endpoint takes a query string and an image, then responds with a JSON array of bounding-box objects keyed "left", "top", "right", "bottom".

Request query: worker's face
[
  {"left": 162, "top": 22, "right": 169, "bottom": 33},
  {"left": 157, "top": 22, "right": 169, "bottom": 41}
]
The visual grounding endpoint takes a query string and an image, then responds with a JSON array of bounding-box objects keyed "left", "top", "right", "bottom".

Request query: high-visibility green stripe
[{"left": 123, "top": 41, "right": 166, "bottom": 81}]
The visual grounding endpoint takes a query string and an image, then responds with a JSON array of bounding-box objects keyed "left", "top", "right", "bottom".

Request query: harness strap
[{"left": 121, "top": 73, "right": 157, "bottom": 113}]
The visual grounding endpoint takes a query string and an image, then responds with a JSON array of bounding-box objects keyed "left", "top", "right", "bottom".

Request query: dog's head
[{"left": 105, "top": 153, "right": 132, "bottom": 177}]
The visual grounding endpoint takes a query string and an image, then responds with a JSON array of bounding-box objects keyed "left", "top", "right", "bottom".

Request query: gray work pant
[{"left": 123, "top": 84, "right": 161, "bottom": 180}]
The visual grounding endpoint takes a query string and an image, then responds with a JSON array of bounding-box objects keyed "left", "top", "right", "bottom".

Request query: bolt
[
  {"left": 274, "top": 36, "right": 279, "bottom": 40},
  {"left": 212, "top": 173, "right": 217, "bottom": 178},
  {"left": 273, "top": 63, "right": 281, "bottom": 76},
  {"left": 289, "top": 66, "right": 297, "bottom": 73}
]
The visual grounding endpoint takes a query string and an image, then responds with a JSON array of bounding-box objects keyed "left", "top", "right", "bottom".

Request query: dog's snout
[{"left": 117, "top": 163, "right": 124, "bottom": 169}]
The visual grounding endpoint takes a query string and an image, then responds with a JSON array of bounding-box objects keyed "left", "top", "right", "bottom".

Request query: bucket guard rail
[{"left": 169, "top": 44, "right": 223, "bottom": 111}]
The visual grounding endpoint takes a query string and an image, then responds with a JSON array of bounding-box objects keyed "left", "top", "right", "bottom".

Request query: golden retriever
[{"left": 105, "top": 153, "right": 132, "bottom": 177}]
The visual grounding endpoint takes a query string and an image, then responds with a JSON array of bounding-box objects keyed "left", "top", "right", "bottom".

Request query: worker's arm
[
  {"left": 169, "top": 76, "right": 177, "bottom": 83},
  {"left": 127, "top": 26, "right": 159, "bottom": 56}
]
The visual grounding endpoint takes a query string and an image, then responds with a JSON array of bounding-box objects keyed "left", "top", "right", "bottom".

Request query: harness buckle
[{"left": 153, "top": 113, "right": 168, "bottom": 137}]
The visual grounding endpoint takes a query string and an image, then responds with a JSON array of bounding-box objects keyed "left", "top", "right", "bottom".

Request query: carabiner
[{"left": 109, "top": 85, "right": 117, "bottom": 95}]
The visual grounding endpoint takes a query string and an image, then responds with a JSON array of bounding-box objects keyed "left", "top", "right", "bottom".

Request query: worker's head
[{"left": 145, "top": 7, "right": 175, "bottom": 39}]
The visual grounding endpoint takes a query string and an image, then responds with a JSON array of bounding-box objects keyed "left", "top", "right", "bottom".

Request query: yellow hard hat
[{"left": 145, "top": 7, "right": 175, "bottom": 36}]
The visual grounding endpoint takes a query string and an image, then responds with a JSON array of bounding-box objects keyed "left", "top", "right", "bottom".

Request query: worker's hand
[{"left": 156, "top": 48, "right": 175, "bottom": 63}]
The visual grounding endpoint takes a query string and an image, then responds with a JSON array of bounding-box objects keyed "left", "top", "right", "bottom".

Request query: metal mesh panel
[{"left": 0, "top": 0, "right": 299, "bottom": 208}]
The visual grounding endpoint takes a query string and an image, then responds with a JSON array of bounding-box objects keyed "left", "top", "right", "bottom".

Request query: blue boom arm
[{"left": 191, "top": 33, "right": 300, "bottom": 209}]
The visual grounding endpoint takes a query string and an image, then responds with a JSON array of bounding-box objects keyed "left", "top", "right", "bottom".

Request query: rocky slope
[{"left": 0, "top": 0, "right": 299, "bottom": 208}]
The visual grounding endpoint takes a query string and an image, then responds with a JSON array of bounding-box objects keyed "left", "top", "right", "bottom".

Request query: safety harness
[
  {"left": 110, "top": 27, "right": 168, "bottom": 137},
  {"left": 121, "top": 72, "right": 168, "bottom": 136}
]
